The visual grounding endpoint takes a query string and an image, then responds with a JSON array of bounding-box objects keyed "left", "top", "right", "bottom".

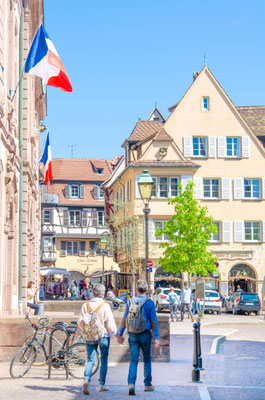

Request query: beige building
[
  {"left": 105, "top": 67, "right": 265, "bottom": 306},
  {"left": 0, "top": 0, "right": 46, "bottom": 315}
]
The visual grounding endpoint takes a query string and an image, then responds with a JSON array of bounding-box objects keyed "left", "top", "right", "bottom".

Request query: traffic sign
[
  {"left": 148, "top": 260, "right": 153, "bottom": 267},
  {"left": 149, "top": 267, "right": 153, "bottom": 272}
]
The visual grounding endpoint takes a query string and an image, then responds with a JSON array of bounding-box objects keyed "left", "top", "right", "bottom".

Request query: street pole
[
  {"left": 102, "top": 250, "right": 105, "bottom": 286},
  {"left": 144, "top": 203, "right": 150, "bottom": 288}
]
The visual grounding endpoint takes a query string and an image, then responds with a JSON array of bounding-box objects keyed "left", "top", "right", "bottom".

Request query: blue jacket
[{"left": 119, "top": 295, "right": 159, "bottom": 340}]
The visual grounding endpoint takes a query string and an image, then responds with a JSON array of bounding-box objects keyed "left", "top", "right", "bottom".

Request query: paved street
[{"left": 1, "top": 312, "right": 264, "bottom": 399}]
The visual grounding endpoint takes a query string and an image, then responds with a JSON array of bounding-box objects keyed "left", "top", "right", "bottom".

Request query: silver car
[{"left": 152, "top": 288, "right": 181, "bottom": 312}]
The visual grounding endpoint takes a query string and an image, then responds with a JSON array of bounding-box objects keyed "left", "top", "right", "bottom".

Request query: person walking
[
  {"left": 180, "top": 281, "right": 194, "bottom": 322},
  {"left": 167, "top": 287, "right": 179, "bottom": 322},
  {"left": 78, "top": 283, "right": 123, "bottom": 395},
  {"left": 119, "top": 279, "right": 160, "bottom": 396},
  {"left": 236, "top": 285, "right": 244, "bottom": 293},
  {"left": 27, "top": 281, "right": 40, "bottom": 315}
]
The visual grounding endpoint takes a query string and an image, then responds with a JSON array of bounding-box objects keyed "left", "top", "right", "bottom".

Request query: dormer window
[
  {"left": 94, "top": 185, "right": 104, "bottom": 199},
  {"left": 203, "top": 96, "right": 209, "bottom": 111},
  {"left": 96, "top": 168, "right": 103, "bottom": 175},
  {"left": 65, "top": 183, "right": 85, "bottom": 199}
]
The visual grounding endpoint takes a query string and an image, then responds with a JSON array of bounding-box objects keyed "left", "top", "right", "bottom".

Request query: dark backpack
[{"left": 127, "top": 297, "right": 148, "bottom": 334}]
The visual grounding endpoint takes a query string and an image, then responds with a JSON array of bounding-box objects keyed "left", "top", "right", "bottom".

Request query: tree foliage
[{"left": 156, "top": 181, "right": 218, "bottom": 276}]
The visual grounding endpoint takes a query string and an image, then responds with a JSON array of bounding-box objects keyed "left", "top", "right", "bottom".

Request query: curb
[
  {"left": 202, "top": 319, "right": 264, "bottom": 328},
  {"left": 210, "top": 329, "right": 239, "bottom": 354}
]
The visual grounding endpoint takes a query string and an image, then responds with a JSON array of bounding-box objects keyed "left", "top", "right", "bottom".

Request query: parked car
[
  {"left": 225, "top": 292, "right": 261, "bottom": 315},
  {"left": 197, "top": 290, "right": 222, "bottom": 314},
  {"left": 152, "top": 288, "right": 181, "bottom": 312}
]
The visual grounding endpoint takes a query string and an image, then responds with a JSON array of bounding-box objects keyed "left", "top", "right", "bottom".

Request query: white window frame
[
  {"left": 244, "top": 221, "right": 261, "bottom": 242},
  {"left": 43, "top": 209, "right": 51, "bottom": 224},
  {"left": 202, "top": 96, "right": 209, "bottom": 111},
  {"left": 69, "top": 210, "right": 81, "bottom": 227},
  {"left": 151, "top": 177, "right": 157, "bottom": 198},
  {"left": 70, "top": 184, "right": 80, "bottom": 199},
  {"left": 159, "top": 177, "right": 168, "bottom": 198},
  {"left": 170, "top": 177, "right": 179, "bottom": 197},
  {"left": 43, "top": 237, "right": 52, "bottom": 251},
  {"left": 226, "top": 137, "right": 241, "bottom": 158},
  {"left": 67, "top": 241, "right": 79, "bottom": 255},
  {"left": 98, "top": 211, "right": 105, "bottom": 227},
  {"left": 203, "top": 178, "right": 220, "bottom": 199},
  {"left": 154, "top": 220, "right": 169, "bottom": 242},
  {"left": 210, "top": 221, "right": 221, "bottom": 243},
  {"left": 243, "top": 179, "right": 261, "bottom": 199},
  {"left": 192, "top": 137, "right": 207, "bottom": 157}
]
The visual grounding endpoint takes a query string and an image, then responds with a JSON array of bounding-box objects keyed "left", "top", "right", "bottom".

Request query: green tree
[{"left": 156, "top": 181, "right": 218, "bottom": 276}]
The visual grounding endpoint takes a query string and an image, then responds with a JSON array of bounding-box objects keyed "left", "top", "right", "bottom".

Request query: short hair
[
  {"left": 184, "top": 281, "right": 188, "bottom": 287},
  {"left": 137, "top": 279, "right": 148, "bottom": 294},
  {"left": 170, "top": 286, "right": 174, "bottom": 291},
  {"left": 92, "top": 283, "right": 105, "bottom": 298}
]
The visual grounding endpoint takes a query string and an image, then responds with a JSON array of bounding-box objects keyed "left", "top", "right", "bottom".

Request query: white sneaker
[
  {"left": 98, "top": 385, "right": 109, "bottom": 392},
  {"left": 83, "top": 379, "right": 90, "bottom": 395}
]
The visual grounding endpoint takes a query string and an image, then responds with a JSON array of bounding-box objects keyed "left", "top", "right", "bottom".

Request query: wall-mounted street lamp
[
  {"left": 100, "top": 236, "right": 108, "bottom": 285},
  {"left": 138, "top": 170, "right": 154, "bottom": 288}
]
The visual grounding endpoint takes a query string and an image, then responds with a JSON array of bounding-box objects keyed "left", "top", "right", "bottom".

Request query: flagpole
[{"left": 10, "top": 16, "right": 43, "bottom": 103}]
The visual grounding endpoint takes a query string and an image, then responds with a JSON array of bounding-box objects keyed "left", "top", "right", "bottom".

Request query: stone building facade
[{"left": 0, "top": 0, "right": 46, "bottom": 315}]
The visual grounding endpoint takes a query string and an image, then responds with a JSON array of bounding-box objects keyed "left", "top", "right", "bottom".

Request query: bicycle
[{"left": 10, "top": 314, "right": 99, "bottom": 379}]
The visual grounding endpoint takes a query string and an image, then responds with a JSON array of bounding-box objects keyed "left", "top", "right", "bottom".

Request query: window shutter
[
  {"left": 234, "top": 178, "right": 243, "bottom": 199},
  {"left": 193, "top": 177, "right": 203, "bottom": 199},
  {"left": 128, "top": 180, "right": 131, "bottom": 201},
  {"left": 94, "top": 185, "right": 99, "bottom": 199},
  {"left": 223, "top": 221, "right": 232, "bottom": 243},
  {"left": 60, "top": 241, "right": 67, "bottom": 256},
  {"left": 263, "top": 222, "right": 265, "bottom": 242},
  {"left": 79, "top": 241, "right": 86, "bottom": 256},
  {"left": 135, "top": 175, "right": 141, "bottom": 198},
  {"left": 208, "top": 136, "right": 216, "bottom": 158},
  {"left": 80, "top": 185, "right": 85, "bottom": 199},
  {"left": 242, "top": 136, "right": 250, "bottom": 158},
  {"left": 183, "top": 136, "right": 192, "bottom": 157},
  {"left": 91, "top": 211, "right": 98, "bottom": 227},
  {"left": 234, "top": 221, "right": 244, "bottom": 242},
  {"left": 65, "top": 184, "right": 70, "bottom": 198},
  {"left": 82, "top": 210, "right": 88, "bottom": 227},
  {"left": 50, "top": 209, "right": 54, "bottom": 225},
  {"left": 222, "top": 178, "right": 231, "bottom": 199},
  {"left": 262, "top": 179, "right": 265, "bottom": 199},
  {"left": 181, "top": 175, "right": 192, "bottom": 191},
  {"left": 63, "top": 210, "right": 68, "bottom": 227},
  {"left": 125, "top": 183, "right": 128, "bottom": 203},
  {"left": 41, "top": 209, "right": 44, "bottom": 224},
  {"left": 148, "top": 219, "right": 154, "bottom": 242},
  {"left": 218, "top": 136, "right": 225, "bottom": 157}
]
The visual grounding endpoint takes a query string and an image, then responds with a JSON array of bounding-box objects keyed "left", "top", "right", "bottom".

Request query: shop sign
[{"left": 213, "top": 251, "right": 253, "bottom": 260}]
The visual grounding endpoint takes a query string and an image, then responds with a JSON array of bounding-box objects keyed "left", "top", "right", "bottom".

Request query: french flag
[
  {"left": 40, "top": 132, "right": 53, "bottom": 186},
  {"left": 25, "top": 24, "right": 72, "bottom": 92}
]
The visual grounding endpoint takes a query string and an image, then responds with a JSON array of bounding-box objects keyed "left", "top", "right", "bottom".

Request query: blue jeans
[
  {"left": 128, "top": 330, "right": 152, "bottom": 386},
  {"left": 84, "top": 337, "right": 110, "bottom": 385}
]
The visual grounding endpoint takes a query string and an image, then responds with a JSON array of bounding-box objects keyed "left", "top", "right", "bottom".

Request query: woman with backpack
[{"left": 78, "top": 283, "right": 124, "bottom": 395}]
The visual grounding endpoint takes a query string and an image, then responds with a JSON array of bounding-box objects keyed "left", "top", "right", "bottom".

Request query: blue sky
[{"left": 43, "top": 0, "right": 265, "bottom": 160}]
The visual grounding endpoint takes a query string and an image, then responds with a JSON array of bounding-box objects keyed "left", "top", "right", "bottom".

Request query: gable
[{"left": 164, "top": 67, "right": 265, "bottom": 169}]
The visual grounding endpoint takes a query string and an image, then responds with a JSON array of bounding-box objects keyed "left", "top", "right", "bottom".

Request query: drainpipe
[{"left": 18, "top": 4, "right": 24, "bottom": 315}]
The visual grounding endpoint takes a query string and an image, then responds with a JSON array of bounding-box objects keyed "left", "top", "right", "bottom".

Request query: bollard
[
  {"left": 192, "top": 322, "right": 201, "bottom": 383},
  {"left": 48, "top": 324, "right": 70, "bottom": 379},
  {"left": 196, "top": 318, "right": 204, "bottom": 370}
]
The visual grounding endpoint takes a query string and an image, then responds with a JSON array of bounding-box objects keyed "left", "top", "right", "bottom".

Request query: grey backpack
[{"left": 127, "top": 297, "right": 149, "bottom": 333}]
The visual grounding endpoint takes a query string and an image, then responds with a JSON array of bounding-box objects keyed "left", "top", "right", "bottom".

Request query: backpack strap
[
  {"left": 86, "top": 302, "right": 91, "bottom": 313},
  {"left": 94, "top": 301, "right": 106, "bottom": 314}
]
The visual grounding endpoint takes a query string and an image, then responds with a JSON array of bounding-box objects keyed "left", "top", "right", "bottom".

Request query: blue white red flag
[
  {"left": 25, "top": 24, "right": 72, "bottom": 92},
  {"left": 40, "top": 132, "right": 53, "bottom": 186}
]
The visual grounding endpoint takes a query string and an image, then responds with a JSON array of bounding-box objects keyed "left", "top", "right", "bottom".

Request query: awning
[
  {"left": 89, "top": 270, "right": 118, "bottom": 279},
  {"left": 40, "top": 267, "right": 70, "bottom": 276}
]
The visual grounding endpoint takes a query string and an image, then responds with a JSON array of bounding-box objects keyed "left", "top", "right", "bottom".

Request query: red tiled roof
[
  {"left": 52, "top": 159, "right": 113, "bottom": 181},
  {"left": 153, "top": 128, "right": 173, "bottom": 142},
  {"left": 47, "top": 182, "right": 104, "bottom": 206},
  {"left": 129, "top": 160, "right": 200, "bottom": 168},
  {"left": 125, "top": 120, "right": 163, "bottom": 142},
  {"left": 236, "top": 106, "right": 265, "bottom": 136}
]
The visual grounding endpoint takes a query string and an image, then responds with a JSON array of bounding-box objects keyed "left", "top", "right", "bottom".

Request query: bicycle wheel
[
  {"left": 68, "top": 342, "right": 99, "bottom": 379},
  {"left": 23, "top": 333, "right": 53, "bottom": 366},
  {"left": 10, "top": 345, "right": 37, "bottom": 379}
]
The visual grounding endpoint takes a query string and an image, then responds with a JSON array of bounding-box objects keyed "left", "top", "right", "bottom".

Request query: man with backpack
[
  {"left": 180, "top": 281, "right": 194, "bottom": 322},
  {"left": 78, "top": 283, "right": 124, "bottom": 395},
  {"left": 119, "top": 279, "right": 160, "bottom": 396}
]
